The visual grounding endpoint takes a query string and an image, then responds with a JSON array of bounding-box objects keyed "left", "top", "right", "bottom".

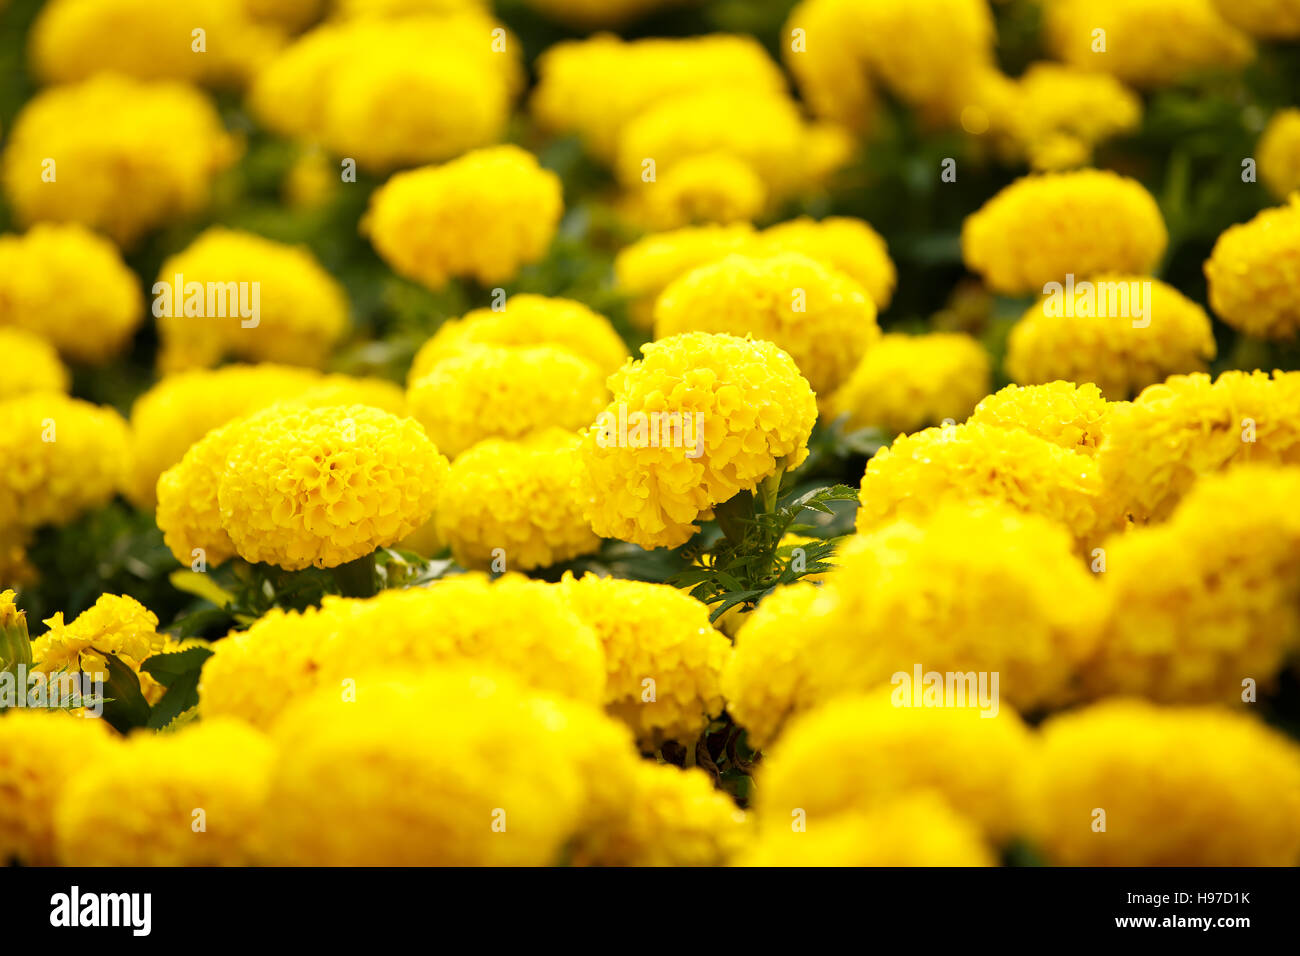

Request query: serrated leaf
[
  {"left": 141, "top": 645, "right": 214, "bottom": 686},
  {"left": 94, "top": 649, "right": 151, "bottom": 733}
]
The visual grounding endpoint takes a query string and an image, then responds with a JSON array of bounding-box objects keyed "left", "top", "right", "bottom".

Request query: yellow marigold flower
[
  {"left": 1027, "top": 699, "right": 1300, "bottom": 865},
  {"left": 408, "top": 344, "right": 607, "bottom": 459},
  {"left": 1, "top": 75, "right": 238, "bottom": 248},
  {"left": 0, "top": 711, "right": 118, "bottom": 866},
  {"left": 249, "top": 13, "right": 518, "bottom": 172},
  {"left": 32, "top": 594, "right": 168, "bottom": 704},
  {"left": 577, "top": 332, "right": 818, "bottom": 550},
  {"left": 155, "top": 227, "right": 349, "bottom": 373},
  {"left": 30, "top": 0, "right": 284, "bottom": 87},
  {"left": 0, "top": 393, "right": 130, "bottom": 530},
  {"left": 573, "top": 761, "right": 748, "bottom": 866},
  {"left": 961, "top": 169, "right": 1168, "bottom": 295},
  {"left": 54, "top": 718, "right": 272, "bottom": 866},
  {"left": 561, "top": 573, "right": 731, "bottom": 746},
  {"left": 781, "top": 0, "right": 878, "bottom": 132},
  {"left": 0, "top": 328, "right": 69, "bottom": 400},
  {"left": 1096, "top": 370, "right": 1300, "bottom": 525},
  {"left": 1205, "top": 195, "right": 1300, "bottom": 338},
  {"left": 756, "top": 216, "right": 897, "bottom": 312},
  {"left": 1045, "top": 0, "right": 1253, "bottom": 88},
  {"left": 408, "top": 294, "right": 627, "bottom": 386},
  {"left": 1006, "top": 275, "right": 1216, "bottom": 398},
  {"left": 436, "top": 430, "right": 600, "bottom": 571},
  {"left": 1257, "top": 109, "right": 1300, "bottom": 200},
  {"left": 364, "top": 146, "right": 562, "bottom": 290},
  {"left": 262, "top": 669, "right": 612, "bottom": 865},
  {"left": 632, "top": 152, "right": 768, "bottom": 231},
  {"left": 757, "top": 689, "right": 1033, "bottom": 841},
  {"left": 212, "top": 404, "right": 448, "bottom": 570},
  {"left": 156, "top": 418, "right": 245, "bottom": 568},
  {"left": 1085, "top": 466, "right": 1300, "bottom": 704},
  {"left": 968, "top": 381, "right": 1112, "bottom": 457},
  {"left": 827, "top": 333, "right": 990, "bottom": 433},
  {"left": 531, "top": 34, "right": 786, "bottom": 162},
  {"left": 521, "top": 0, "right": 684, "bottom": 27},
  {"left": 1210, "top": 0, "right": 1300, "bottom": 37},
  {"left": 653, "top": 252, "right": 878, "bottom": 395},
  {"left": 613, "top": 223, "right": 757, "bottom": 329},
  {"left": 0, "top": 224, "right": 143, "bottom": 364},
  {"left": 856, "top": 422, "right": 1103, "bottom": 548},
  {"left": 738, "top": 796, "right": 995, "bottom": 867}
]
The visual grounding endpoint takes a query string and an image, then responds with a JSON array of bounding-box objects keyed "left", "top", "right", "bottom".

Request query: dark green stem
[{"left": 332, "top": 551, "right": 378, "bottom": 598}]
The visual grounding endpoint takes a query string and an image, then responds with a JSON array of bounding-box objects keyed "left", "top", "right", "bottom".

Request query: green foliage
[{"left": 141, "top": 645, "right": 213, "bottom": 731}]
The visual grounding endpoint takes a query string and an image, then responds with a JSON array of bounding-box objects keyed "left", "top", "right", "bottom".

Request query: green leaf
[
  {"left": 141, "top": 646, "right": 213, "bottom": 732},
  {"left": 94, "top": 649, "right": 151, "bottom": 734}
]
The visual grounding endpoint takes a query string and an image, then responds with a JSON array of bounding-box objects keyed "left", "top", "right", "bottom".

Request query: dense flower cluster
[
  {"left": 1204, "top": 195, "right": 1300, "bottom": 338},
  {"left": 967, "top": 382, "right": 1112, "bottom": 457}
]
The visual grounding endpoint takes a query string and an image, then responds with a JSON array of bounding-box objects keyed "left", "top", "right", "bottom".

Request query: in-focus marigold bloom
[
  {"left": 250, "top": 12, "right": 519, "bottom": 172},
  {"left": 573, "top": 761, "right": 748, "bottom": 867},
  {"left": 0, "top": 711, "right": 118, "bottom": 866},
  {"left": 1045, "top": 0, "right": 1254, "bottom": 88},
  {"left": 738, "top": 796, "right": 994, "bottom": 867},
  {"left": 561, "top": 574, "right": 731, "bottom": 746},
  {"left": 1, "top": 75, "right": 238, "bottom": 248},
  {"left": 1096, "top": 370, "right": 1300, "bottom": 526},
  {"left": 32, "top": 594, "right": 169, "bottom": 703},
  {"left": 856, "top": 422, "right": 1103, "bottom": 548},
  {"left": 1007, "top": 277, "right": 1216, "bottom": 399},
  {"left": 0, "top": 224, "right": 143, "bottom": 364},
  {"left": 0, "top": 328, "right": 69, "bottom": 400},
  {"left": 653, "top": 252, "right": 879, "bottom": 395},
  {"left": 1210, "top": 0, "right": 1300, "bottom": 37},
  {"left": 1027, "top": 699, "right": 1300, "bottom": 865},
  {"left": 968, "top": 381, "right": 1112, "bottom": 458},
  {"left": 631, "top": 152, "right": 768, "bottom": 231},
  {"left": 155, "top": 227, "right": 349, "bottom": 373},
  {"left": 54, "top": 719, "right": 273, "bottom": 866},
  {"left": 30, "top": 0, "right": 285, "bottom": 87},
  {"left": 961, "top": 170, "right": 1167, "bottom": 295},
  {"left": 212, "top": 404, "right": 448, "bottom": 570},
  {"left": 614, "top": 223, "right": 757, "bottom": 329},
  {"left": 364, "top": 146, "right": 562, "bottom": 290},
  {"left": 1085, "top": 466, "right": 1300, "bottom": 704},
  {"left": 757, "top": 689, "right": 1033, "bottom": 841},
  {"left": 756, "top": 217, "right": 897, "bottom": 312},
  {"left": 1205, "top": 195, "right": 1300, "bottom": 339},
  {"left": 263, "top": 669, "right": 613, "bottom": 865},
  {"left": 577, "top": 332, "right": 818, "bottom": 550},
  {"left": 1257, "top": 110, "right": 1300, "bottom": 200},
  {"left": 408, "top": 294, "right": 628, "bottom": 385},
  {"left": 0, "top": 393, "right": 130, "bottom": 530},
  {"left": 435, "top": 430, "right": 600, "bottom": 571},
  {"left": 531, "top": 34, "right": 786, "bottom": 162},
  {"left": 826, "top": 333, "right": 990, "bottom": 433}
]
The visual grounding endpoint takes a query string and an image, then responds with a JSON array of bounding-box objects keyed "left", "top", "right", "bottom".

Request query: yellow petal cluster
[
  {"left": 32, "top": 594, "right": 168, "bottom": 704},
  {"left": 967, "top": 381, "right": 1112, "bottom": 457},
  {"left": 0, "top": 328, "right": 69, "bottom": 400},
  {"left": 1204, "top": 194, "right": 1300, "bottom": 338},
  {"left": 630, "top": 152, "right": 767, "bottom": 231}
]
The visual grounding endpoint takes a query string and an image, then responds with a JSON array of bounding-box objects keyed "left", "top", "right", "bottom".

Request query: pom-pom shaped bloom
[
  {"left": 0, "top": 224, "right": 143, "bottom": 364},
  {"left": 577, "top": 332, "right": 818, "bottom": 550},
  {"left": 32, "top": 594, "right": 169, "bottom": 704},
  {"left": 631, "top": 152, "right": 767, "bottom": 231},
  {"left": 200, "top": 574, "right": 606, "bottom": 729},
  {"left": 826, "top": 333, "right": 990, "bottom": 433},
  {"left": 1085, "top": 466, "right": 1300, "bottom": 704},
  {"left": 561, "top": 574, "right": 731, "bottom": 745},
  {"left": 1258, "top": 109, "right": 1300, "bottom": 200},
  {"left": 756, "top": 690, "right": 1033, "bottom": 841},
  {"left": 436, "top": 430, "right": 600, "bottom": 571},
  {"left": 54, "top": 719, "right": 273, "bottom": 866},
  {"left": 0, "top": 328, "right": 69, "bottom": 400},
  {"left": 967, "top": 382, "right": 1112, "bottom": 458},
  {"left": 738, "top": 796, "right": 995, "bottom": 867},
  {"left": 1027, "top": 700, "right": 1300, "bottom": 865},
  {"left": 1045, "top": 0, "right": 1253, "bottom": 88},
  {"left": 408, "top": 294, "right": 627, "bottom": 385},
  {"left": 1007, "top": 275, "right": 1216, "bottom": 398},
  {"left": 30, "top": 0, "right": 284, "bottom": 87},
  {"left": 1205, "top": 195, "right": 1300, "bottom": 338},
  {"left": 155, "top": 227, "right": 349, "bottom": 372},
  {"left": 756, "top": 217, "right": 897, "bottom": 312},
  {"left": 1096, "top": 370, "right": 1300, "bottom": 525},
  {"left": 408, "top": 344, "right": 607, "bottom": 459},
  {"left": 212, "top": 404, "right": 448, "bottom": 569},
  {"left": 249, "top": 13, "right": 518, "bottom": 172},
  {"left": 613, "top": 223, "right": 757, "bottom": 329},
  {"left": 1209, "top": 0, "right": 1300, "bottom": 37},
  {"left": 0, "top": 393, "right": 130, "bottom": 530},
  {"left": 856, "top": 422, "right": 1104, "bottom": 548},
  {"left": 961, "top": 170, "right": 1167, "bottom": 295},
  {"left": 572, "top": 762, "right": 748, "bottom": 866},
  {"left": 0, "top": 711, "right": 118, "bottom": 866},
  {"left": 1, "top": 75, "right": 238, "bottom": 247},
  {"left": 653, "top": 252, "right": 879, "bottom": 395},
  {"left": 364, "top": 146, "right": 562, "bottom": 290}
]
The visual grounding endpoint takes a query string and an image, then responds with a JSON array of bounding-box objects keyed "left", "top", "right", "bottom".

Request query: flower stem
[{"left": 332, "top": 552, "right": 378, "bottom": 598}]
